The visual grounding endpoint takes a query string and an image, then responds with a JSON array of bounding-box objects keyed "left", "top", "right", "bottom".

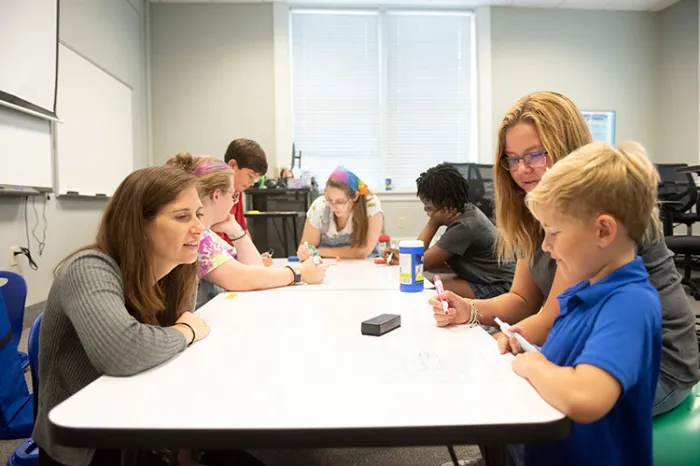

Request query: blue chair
[
  {"left": 0, "top": 272, "right": 29, "bottom": 370},
  {"left": 0, "top": 294, "right": 31, "bottom": 441},
  {"left": 7, "top": 313, "right": 42, "bottom": 466}
]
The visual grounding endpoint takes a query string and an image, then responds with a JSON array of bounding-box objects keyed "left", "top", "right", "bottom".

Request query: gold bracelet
[{"left": 464, "top": 299, "right": 482, "bottom": 327}]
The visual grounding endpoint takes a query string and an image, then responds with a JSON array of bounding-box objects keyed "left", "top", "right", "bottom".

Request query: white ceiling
[{"left": 148, "top": 0, "right": 681, "bottom": 12}]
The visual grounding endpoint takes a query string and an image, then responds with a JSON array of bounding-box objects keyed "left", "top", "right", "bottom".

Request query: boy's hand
[
  {"left": 429, "top": 208, "right": 461, "bottom": 227},
  {"left": 512, "top": 351, "right": 546, "bottom": 379},
  {"left": 497, "top": 326, "right": 526, "bottom": 355},
  {"left": 381, "top": 247, "right": 399, "bottom": 265}
]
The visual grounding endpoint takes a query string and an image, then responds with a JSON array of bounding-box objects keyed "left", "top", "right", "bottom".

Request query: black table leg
[
  {"left": 270, "top": 218, "right": 285, "bottom": 256},
  {"left": 292, "top": 216, "right": 299, "bottom": 251},
  {"left": 479, "top": 444, "right": 509, "bottom": 466},
  {"left": 121, "top": 450, "right": 140, "bottom": 466},
  {"left": 281, "top": 217, "right": 290, "bottom": 257}
]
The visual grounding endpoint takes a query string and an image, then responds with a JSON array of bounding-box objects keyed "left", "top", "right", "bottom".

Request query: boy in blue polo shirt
[{"left": 510, "top": 141, "right": 662, "bottom": 466}]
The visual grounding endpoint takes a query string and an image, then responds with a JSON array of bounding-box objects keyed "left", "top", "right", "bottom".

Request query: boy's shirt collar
[{"left": 557, "top": 256, "right": 648, "bottom": 316}]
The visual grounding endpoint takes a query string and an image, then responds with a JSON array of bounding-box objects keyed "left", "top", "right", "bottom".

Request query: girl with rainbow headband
[{"left": 298, "top": 167, "right": 384, "bottom": 260}]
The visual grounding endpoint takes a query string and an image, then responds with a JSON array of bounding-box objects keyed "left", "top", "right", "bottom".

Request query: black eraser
[{"left": 361, "top": 314, "right": 401, "bottom": 336}]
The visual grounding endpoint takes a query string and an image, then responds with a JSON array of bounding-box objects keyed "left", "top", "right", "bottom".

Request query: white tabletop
[
  {"left": 49, "top": 289, "right": 567, "bottom": 450},
  {"left": 268, "top": 257, "right": 434, "bottom": 291}
]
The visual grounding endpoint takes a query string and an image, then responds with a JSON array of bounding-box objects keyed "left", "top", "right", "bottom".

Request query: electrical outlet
[
  {"left": 397, "top": 217, "right": 406, "bottom": 229},
  {"left": 9, "top": 246, "right": 20, "bottom": 267}
]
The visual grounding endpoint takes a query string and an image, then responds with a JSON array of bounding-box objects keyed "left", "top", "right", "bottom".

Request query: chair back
[
  {"left": 466, "top": 163, "right": 495, "bottom": 222},
  {"left": 0, "top": 271, "right": 28, "bottom": 344},
  {"left": 656, "top": 163, "right": 697, "bottom": 213},
  {"left": 28, "top": 313, "right": 42, "bottom": 420}
]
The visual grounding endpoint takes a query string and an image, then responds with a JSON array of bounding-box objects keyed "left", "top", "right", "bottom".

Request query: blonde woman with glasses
[{"left": 430, "top": 91, "right": 699, "bottom": 418}]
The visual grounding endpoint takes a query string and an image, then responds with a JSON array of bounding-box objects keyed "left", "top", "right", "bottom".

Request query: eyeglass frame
[
  {"left": 324, "top": 196, "right": 351, "bottom": 207},
  {"left": 499, "top": 151, "right": 549, "bottom": 171}
]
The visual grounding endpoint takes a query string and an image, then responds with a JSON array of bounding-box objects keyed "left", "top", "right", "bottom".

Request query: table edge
[{"left": 48, "top": 417, "right": 570, "bottom": 450}]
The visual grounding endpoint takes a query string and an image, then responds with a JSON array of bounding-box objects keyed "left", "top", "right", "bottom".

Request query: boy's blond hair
[{"left": 525, "top": 142, "right": 662, "bottom": 245}]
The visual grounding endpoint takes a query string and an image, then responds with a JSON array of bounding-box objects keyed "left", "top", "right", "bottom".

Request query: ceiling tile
[
  {"left": 510, "top": 0, "right": 562, "bottom": 6},
  {"left": 560, "top": 0, "right": 614, "bottom": 9},
  {"left": 606, "top": 0, "right": 655, "bottom": 10},
  {"left": 649, "top": 0, "right": 682, "bottom": 11}
]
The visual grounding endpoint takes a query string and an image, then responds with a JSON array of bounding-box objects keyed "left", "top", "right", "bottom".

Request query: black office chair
[
  {"left": 656, "top": 163, "right": 699, "bottom": 235},
  {"left": 448, "top": 162, "right": 496, "bottom": 223}
]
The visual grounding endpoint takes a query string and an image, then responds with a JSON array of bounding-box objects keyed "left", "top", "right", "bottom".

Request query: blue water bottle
[{"left": 399, "top": 240, "right": 424, "bottom": 292}]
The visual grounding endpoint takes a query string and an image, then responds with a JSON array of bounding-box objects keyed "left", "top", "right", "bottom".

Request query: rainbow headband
[{"left": 329, "top": 167, "right": 369, "bottom": 195}]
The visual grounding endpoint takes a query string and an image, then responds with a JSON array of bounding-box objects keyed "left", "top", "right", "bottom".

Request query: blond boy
[{"left": 512, "top": 142, "right": 662, "bottom": 465}]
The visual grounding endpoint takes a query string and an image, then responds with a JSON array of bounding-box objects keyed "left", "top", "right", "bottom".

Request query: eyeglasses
[
  {"left": 324, "top": 197, "right": 350, "bottom": 207},
  {"left": 499, "top": 151, "right": 548, "bottom": 171}
]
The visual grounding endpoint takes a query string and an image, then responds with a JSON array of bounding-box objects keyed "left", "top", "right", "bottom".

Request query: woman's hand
[
  {"left": 174, "top": 312, "right": 210, "bottom": 344},
  {"left": 428, "top": 290, "right": 469, "bottom": 327},
  {"left": 299, "top": 257, "right": 328, "bottom": 284},
  {"left": 297, "top": 242, "right": 313, "bottom": 261},
  {"left": 210, "top": 214, "right": 245, "bottom": 239}
]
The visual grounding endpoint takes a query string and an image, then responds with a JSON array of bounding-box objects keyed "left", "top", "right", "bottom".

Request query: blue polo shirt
[{"left": 525, "top": 257, "right": 661, "bottom": 466}]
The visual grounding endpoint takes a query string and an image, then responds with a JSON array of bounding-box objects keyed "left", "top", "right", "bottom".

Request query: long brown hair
[
  {"left": 494, "top": 91, "right": 593, "bottom": 263},
  {"left": 326, "top": 177, "right": 371, "bottom": 248},
  {"left": 57, "top": 166, "right": 200, "bottom": 326}
]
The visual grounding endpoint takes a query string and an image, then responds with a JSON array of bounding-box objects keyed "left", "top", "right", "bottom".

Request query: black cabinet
[{"left": 244, "top": 188, "right": 319, "bottom": 256}]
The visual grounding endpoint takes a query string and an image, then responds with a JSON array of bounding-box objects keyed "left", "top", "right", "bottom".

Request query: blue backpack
[{"left": 0, "top": 291, "right": 33, "bottom": 439}]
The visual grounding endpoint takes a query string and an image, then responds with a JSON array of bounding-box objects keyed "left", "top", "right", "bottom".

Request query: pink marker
[{"left": 433, "top": 275, "right": 449, "bottom": 314}]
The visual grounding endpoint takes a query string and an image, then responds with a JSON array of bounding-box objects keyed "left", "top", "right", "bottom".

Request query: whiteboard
[
  {"left": 0, "top": 0, "right": 59, "bottom": 115},
  {"left": 0, "top": 105, "right": 53, "bottom": 189},
  {"left": 55, "top": 44, "right": 134, "bottom": 196}
]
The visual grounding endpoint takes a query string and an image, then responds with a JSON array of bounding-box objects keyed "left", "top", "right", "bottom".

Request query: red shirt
[{"left": 216, "top": 193, "right": 247, "bottom": 246}]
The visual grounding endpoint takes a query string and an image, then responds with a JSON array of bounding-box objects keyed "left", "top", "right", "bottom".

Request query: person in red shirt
[{"left": 215, "top": 139, "right": 271, "bottom": 265}]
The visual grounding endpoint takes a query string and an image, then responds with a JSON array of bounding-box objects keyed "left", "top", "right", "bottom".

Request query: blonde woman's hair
[
  {"left": 525, "top": 142, "right": 662, "bottom": 245},
  {"left": 494, "top": 91, "right": 594, "bottom": 263},
  {"left": 165, "top": 153, "right": 233, "bottom": 198}
]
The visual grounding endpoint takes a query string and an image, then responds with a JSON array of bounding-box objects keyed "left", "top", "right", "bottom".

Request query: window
[{"left": 291, "top": 9, "right": 476, "bottom": 191}]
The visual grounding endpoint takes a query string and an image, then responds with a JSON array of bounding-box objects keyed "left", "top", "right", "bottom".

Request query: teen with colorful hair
[{"left": 297, "top": 167, "right": 384, "bottom": 260}]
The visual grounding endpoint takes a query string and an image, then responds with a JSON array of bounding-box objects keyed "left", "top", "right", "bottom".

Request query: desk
[
  {"left": 49, "top": 290, "right": 567, "bottom": 463},
  {"left": 676, "top": 166, "right": 700, "bottom": 174},
  {"left": 245, "top": 212, "right": 305, "bottom": 256},
  {"left": 266, "top": 258, "right": 434, "bottom": 291}
]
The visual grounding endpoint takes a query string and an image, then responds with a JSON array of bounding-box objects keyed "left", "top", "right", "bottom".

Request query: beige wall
[
  {"left": 658, "top": 0, "right": 699, "bottom": 166},
  {"left": 491, "top": 7, "right": 661, "bottom": 158},
  {"left": 149, "top": 3, "right": 276, "bottom": 166}
]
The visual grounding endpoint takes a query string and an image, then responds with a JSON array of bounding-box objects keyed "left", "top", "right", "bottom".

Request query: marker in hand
[
  {"left": 494, "top": 317, "right": 539, "bottom": 353},
  {"left": 386, "top": 242, "right": 396, "bottom": 265},
  {"left": 433, "top": 275, "right": 449, "bottom": 314}
]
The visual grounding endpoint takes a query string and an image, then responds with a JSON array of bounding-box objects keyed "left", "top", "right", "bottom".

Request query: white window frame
[{"left": 289, "top": 6, "right": 479, "bottom": 193}]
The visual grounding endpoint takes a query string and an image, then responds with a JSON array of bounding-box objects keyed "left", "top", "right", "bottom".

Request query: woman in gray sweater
[{"left": 33, "top": 165, "right": 212, "bottom": 466}]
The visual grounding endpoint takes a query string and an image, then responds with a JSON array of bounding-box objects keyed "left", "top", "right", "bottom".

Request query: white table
[
  {"left": 49, "top": 289, "right": 568, "bottom": 464},
  {"left": 269, "top": 257, "right": 434, "bottom": 291}
]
